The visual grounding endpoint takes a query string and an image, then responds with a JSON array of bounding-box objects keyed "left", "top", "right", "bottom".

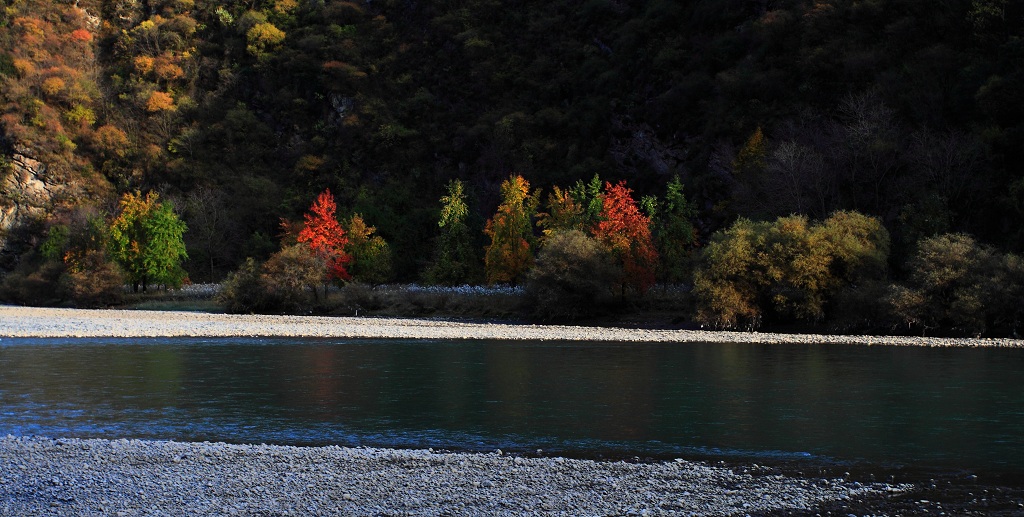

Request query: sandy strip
[{"left": 1, "top": 305, "right": 1022, "bottom": 346}]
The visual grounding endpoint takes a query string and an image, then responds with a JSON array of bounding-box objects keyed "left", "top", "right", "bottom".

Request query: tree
[
  {"left": 568, "top": 174, "right": 604, "bottom": 229},
  {"left": 108, "top": 191, "right": 188, "bottom": 292},
  {"left": 183, "top": 187, "right": 232, "bottom": 282},
  {"left": 692, "top": 218, "right": 766, "bottom": 330},
  {"left": 426, "top": 180, "right": 480, "bottom": 285},
  {"left": 733, "top": 126, "right": 767, "bottom": 174},
  {"left": 246, "top": 22, "right": 286, "bottom": 57},
  {"left": 145, "top": 91, "right": 175, "bottom": 112},
  {"left": 484, "top": 175, "right": 540, "bottom": 284},
  {"left": 537, "top": 186, "right": 586, "bottom": 238},
  {"left": 344, "top": 214, "right": 392, "bottom": 284},
  {"left": 651, "top": 175, "right": 698, "bottom": 284},
  {"left": 142, "top": 202, "right": 189, "bottom": 287},
  {"left": 297, "top": 188, "right": 351, "bottom": 284},
  {"left": 593, "top": 181, "right": 659, "bottom": 295}
]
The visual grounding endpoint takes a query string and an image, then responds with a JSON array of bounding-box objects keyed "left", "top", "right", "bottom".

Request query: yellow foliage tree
[
  {"left": 246, "top": 22, "right": 286, "bottom": 57},
  {"left": 145, "top": 90, "right": 175, "bottom": 112},
  {"left": 733, "top": 126, "right": 767, "bottom": 174},
  {"left": 484, "top": 174, "right": 540, "bottom": 284}
]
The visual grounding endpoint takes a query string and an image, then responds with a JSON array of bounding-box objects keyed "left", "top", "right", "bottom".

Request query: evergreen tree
[
  {"left": 426, "top": 180, "right": 480, "bottom": 285},
  {"left": 652, "top": 175, "right": 699, "bottom": 284}
]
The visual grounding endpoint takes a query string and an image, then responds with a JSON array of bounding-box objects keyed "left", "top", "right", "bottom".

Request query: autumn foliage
[
  {"left": 145, "top": 91, "right": 175, "bottom": 112},
  {"left": 594, "top": 181, "right": 659, "bottom": 294},
  {"left": 484, "top": 175, "right": 539, "bottom": 284},
  {"left": 297, "top": 189, "right": 351, "bottom": 282}
]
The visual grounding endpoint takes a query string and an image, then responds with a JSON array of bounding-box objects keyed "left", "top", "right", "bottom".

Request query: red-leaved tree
[
  {"left": 594, "top": 181, "right": 659, "bottom": 294},
  {"left": 297, "top": 189, "right": 351, "bottom": 282}
]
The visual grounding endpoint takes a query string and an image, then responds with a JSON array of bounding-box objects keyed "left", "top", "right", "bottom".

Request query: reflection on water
[{"left": 1, "top": 337, "right": 1023, "bottom": 472}]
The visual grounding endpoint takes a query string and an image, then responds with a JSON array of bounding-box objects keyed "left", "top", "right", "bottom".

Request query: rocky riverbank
[
  {"left": 2, "top": 305, "right": 1023, "bottom": 346},
  {"left": 0, "top": 436, "right": 911, "bottom": 516}
]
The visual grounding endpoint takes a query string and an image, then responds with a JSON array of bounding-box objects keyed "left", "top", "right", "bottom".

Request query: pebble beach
[
  {"left": 2, "top": 305, "right": 1023, "bottom": 515},
  {"left": 2, "top": 305, "right": 1023, "bottom": 346}
]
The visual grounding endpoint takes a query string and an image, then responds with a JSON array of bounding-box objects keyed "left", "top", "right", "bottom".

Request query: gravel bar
[
  {"left": 2, "top": 305, "right": 1023, "bottom": 347},
  {"left": 0, "top": 436, "right": 911, "bottom": 516}
]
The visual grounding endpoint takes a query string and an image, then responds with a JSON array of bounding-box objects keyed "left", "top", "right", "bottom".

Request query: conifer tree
[
  {"left": 426, "top": 180, "right": 480, "bottom": 285},
  {"left": 652, "top": 175, "right": 699, "bottom": 284},
  {"left": 484, "top": 175, "right": 540, "bottom": 284}
]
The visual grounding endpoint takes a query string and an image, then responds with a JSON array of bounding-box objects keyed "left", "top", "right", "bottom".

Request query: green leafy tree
[
  {"left": 568, "top": 174, "right": 604, "bottom": 229},
  {"left": 426, "top": 180, "right": 480, "bottom": 285},
  {"left": 344, "top": 214, "right": 393, "bottom": 285},
  {"left": 484, "top": 174, "right": 540, "bottom": 284},
  {"left": 651, "top": 175, "right": 698, "bottom": 284},
  {"left": 109, "top": 191, "right": 189, "bottom": 292}
]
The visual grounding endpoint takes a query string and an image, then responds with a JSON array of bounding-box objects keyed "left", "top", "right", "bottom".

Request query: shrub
[
  {"left": 217, "top": 257, "right": 266, "bottom": 313},
  {"left": 0, "top": 258, "right": 65, "bottom": 306},
  {"left": 60, "top": 250, "right": 125, "bottom": 308},
  {"left": 692, "top": 218, "right": 765, "bottom": 329},
  {"left": 523, "top": 230, "right": 620, "bottom": 321},
  {"left": 692, "top": 211, "right": 890, "bottom": 329},
  {"left": 888, "top": 233, "right": 1024, "bottom": 336},
  {"left": 259, "top": 244, "right": 325, "bottom": 313}
]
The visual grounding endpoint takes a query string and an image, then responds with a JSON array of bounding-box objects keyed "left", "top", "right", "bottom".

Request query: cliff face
[{"left": 0, "top": 148, "right": 58, "bottom": 267}]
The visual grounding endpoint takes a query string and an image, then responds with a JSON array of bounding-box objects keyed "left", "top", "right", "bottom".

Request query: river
[{"left": 2, "top": 337, "right": 1023, "bottom": 477}]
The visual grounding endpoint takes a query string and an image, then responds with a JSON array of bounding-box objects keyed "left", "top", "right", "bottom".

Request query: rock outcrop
[{"left": 0, "top": 148, "right": 58, "bottom": 261}]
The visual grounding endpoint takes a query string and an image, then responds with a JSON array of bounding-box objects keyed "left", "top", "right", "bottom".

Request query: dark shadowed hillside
[{"left": 1, "top": 0, "right": 1021, "bottom": 287}]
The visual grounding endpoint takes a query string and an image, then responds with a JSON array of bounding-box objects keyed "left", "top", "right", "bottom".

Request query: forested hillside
[{"left": 1, "top": 0, "right": 1021, "bottom": 294}]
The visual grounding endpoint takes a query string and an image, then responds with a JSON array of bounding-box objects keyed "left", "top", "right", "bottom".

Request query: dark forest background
[{"left": 1, "top": 0, "right": 1022, "bottom": 284}]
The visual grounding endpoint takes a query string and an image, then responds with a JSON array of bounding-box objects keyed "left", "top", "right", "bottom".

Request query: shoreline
[{"left": 2, "top": 305, "right": 1023, "bottom": 347}]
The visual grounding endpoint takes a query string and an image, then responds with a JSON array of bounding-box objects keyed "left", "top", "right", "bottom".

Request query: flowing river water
[{"left": 2, "top": 337, "right": 1023, "bottom": 479}]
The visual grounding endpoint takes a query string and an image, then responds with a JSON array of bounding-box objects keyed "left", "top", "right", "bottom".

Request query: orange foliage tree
[
  {"left": 484, "top": 174, "right": 540, "bottom": 284},
  {"left": 145, "top": 91, "right": 175, "bottom": 112},
  {"left": 297, "top": 188, "right": 351, "bottom": 282},
  {"left": 593, "top": 181, "right": 659, "bottom": 294}
]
